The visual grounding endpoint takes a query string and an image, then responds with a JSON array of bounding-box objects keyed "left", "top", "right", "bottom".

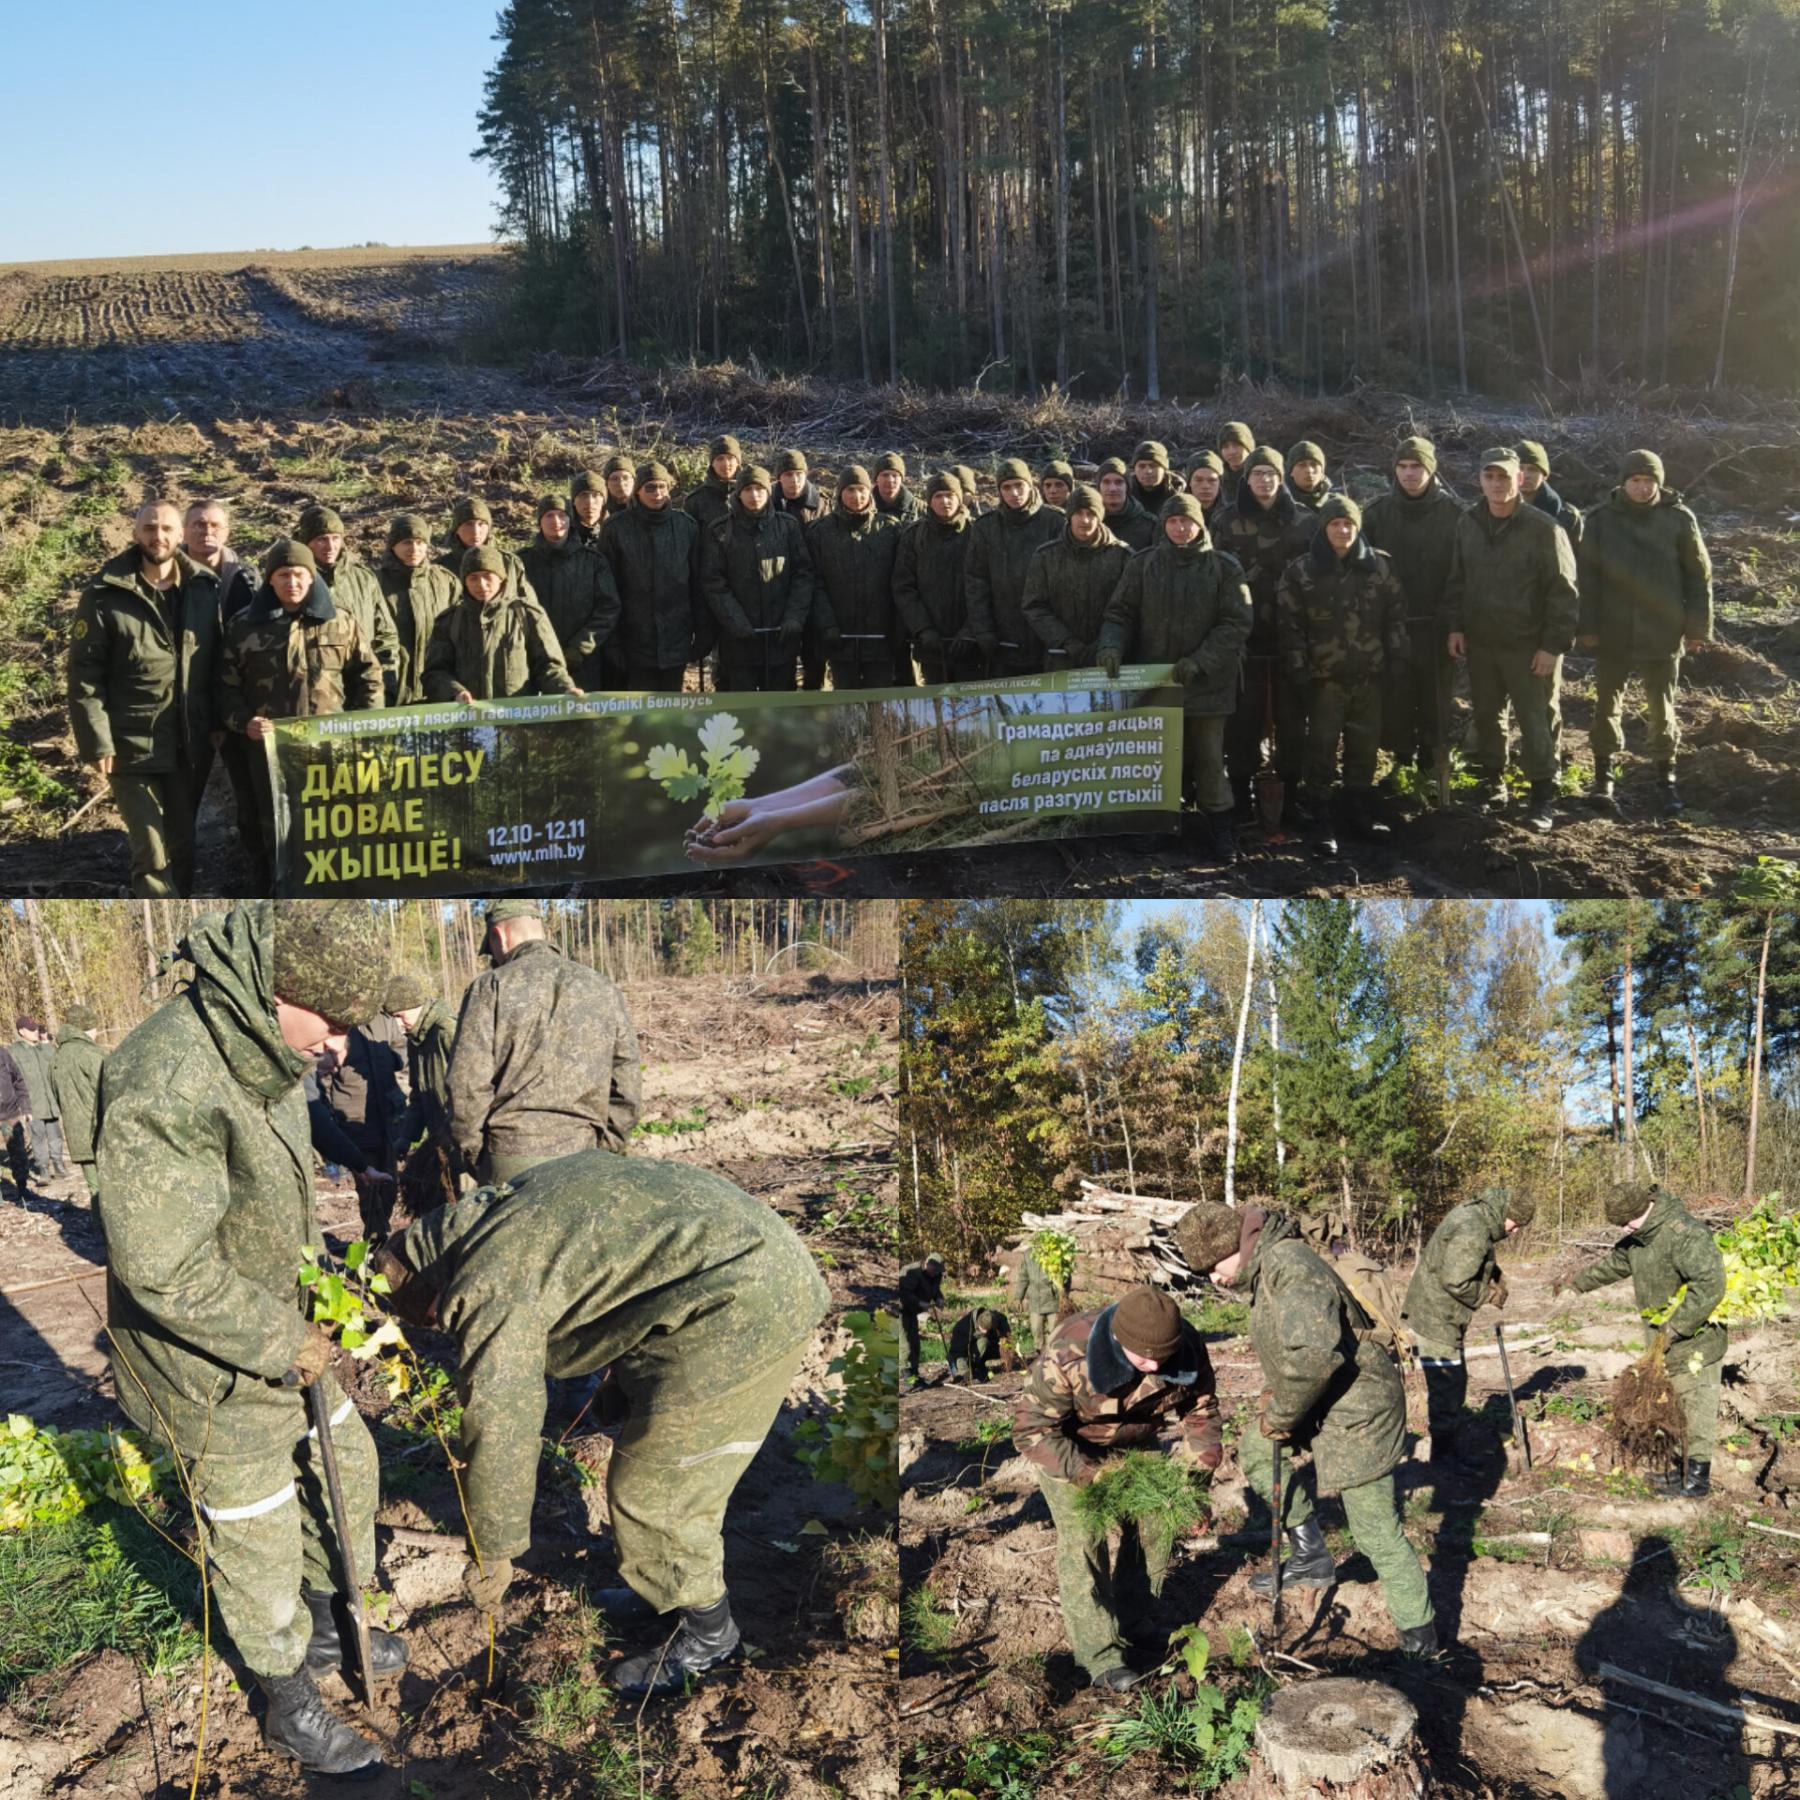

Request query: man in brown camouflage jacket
[{"left": 1011, "top": 1287, "right": 1221, "bottom": 1690}]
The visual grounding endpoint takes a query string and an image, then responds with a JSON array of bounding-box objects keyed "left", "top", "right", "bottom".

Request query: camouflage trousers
[
  {"left": 608, "top": 1334, "right": 811, "bottom": 1613},
  {"left": 1667, "top": 1327, "right": 1726, "bottom": 1462},
  {"left": 1029, "top": 1312, "right": 1055, "bottom": 1356},
  {"left": 1591, "top": 655, "right": 1681, "bottom": 768},
  {"left": 1414, "top": 1338, "right": 1468, "bottom": 1443},
  {"left": 1237, "top": 1430, "right": 1432, "bottom": 1632},
  {"left": 188, "top": 1379, "right": 380, "bottom": 1677},
  {"left": 108, "top": 757, "right": 208, "bottom": 897},
  {"left": 1305, "top": 678, "right": 1383, "bottom": 793},
  {"left": 1466, "top": 640, "right": 1562, "bottom": 784},
  {"left": 1182, "top": 714, "right": 1231, "bottom": 815},
  {"left": 1038, "top": 1466, "right": 1173, "bottom": 1677}
]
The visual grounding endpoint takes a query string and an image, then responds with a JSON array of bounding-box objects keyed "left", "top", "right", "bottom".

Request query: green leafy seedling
[{"left": 646, "top": 711, "right": 762, "bottom": 820}]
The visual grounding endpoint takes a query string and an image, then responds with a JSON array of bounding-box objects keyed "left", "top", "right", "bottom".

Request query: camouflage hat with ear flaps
[
  {"left": 1173, "top": 1200, "right": 1243, "bottom": 1272},
  {"left": 271, "top": 902, "right": 388, "bottom": 1029}
]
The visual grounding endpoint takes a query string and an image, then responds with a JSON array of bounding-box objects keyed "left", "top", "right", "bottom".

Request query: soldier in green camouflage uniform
[
  {"left": 1096, "top": 458, "right": 1158, "bottom": 551},
  {"left": 1216, "top": 422, "right": 1256, "bottom": 502},
  {"left": 1516, "top": 441, "right": 1583, "bottom": 546},
  {"left": 10, "top": 1019, "right": 67, "bottom": 1182},
  {"left": 384, "top": 969, "right": 455, "bottom": 1158},
  {"left": 898, "top": 1253, "right": 946, "bottom": 1383},
  {"left": 379, "top": 514, "right": 462, "bottom": 705},
  {"left": 1175, "top": 1201, "right": 1439, "bottom": 1657},
  {"left": 874, "top": 452, "right": 925, "bottom": 527},
  {"left": 1555, "top": 1183, "right": 1725, "bottom": 1497},
  {"left": 1010, "top": 1239, "right": 1069, "bottom": 1353},
  {"left": 448, "top": 900, "right": 641, "bottom": 1185},
  {"left": 1012, "top": 1287, "right": 1222, "bottom": 1689},
  {"left": 51, "top": 1006, "right": 104, "bottom": 1199},
  {"left": 1576, "top": 450, "right": 1714, "bottom": 815},
  {"left": 374, "top": 1150, "right": 831, "bottom": 1696},
  {"left": 1402, "top": 1188, "right": 1532, "bottom": 1470},
  {"left": 297, "top": 505, "right": 400, "bottom": 693},
  {"left": 1187, "top": 454, "right": 1230, "bottom": 539},
  {"left": 1020, "top": 484, "right": 1130, "bottom": 671},
  {"left": 947, "top": 1306, "right": 1015, "bottom": 1381},
  {"left": 436, "top": 497, "right": 537, "bottom": 605},
  {"left": 964, "top": 458, "right": 1065, "bottom": 676},
  {"left": 1275, "top": 494, "right": 1410, "bottom": 836},
  {"left": 422, "top": 547, "right": 583, "bottom": 702},
  {"left": 1039, "top": 459, "right": 1076, "bottom": 511},
  {"left": 1286, "top": 441, "right": 1333, "bottom": 520},
  {"left": 97, "top": 902, "right": 404, "bottom": 1775}
]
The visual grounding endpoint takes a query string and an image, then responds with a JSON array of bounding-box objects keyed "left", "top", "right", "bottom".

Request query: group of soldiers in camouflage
[
  {"left": 912, "top": 1174, "right": 1723, "bottom": 1693},
  {"left": 66, "top": 428, "right": 1711, "bottom": 891},
  {"left": 0, "top": 1011, "right": 102, "bottom": 1202},
  {"left": 72, "top": 897, "right": 826, "bottom": 1776}
]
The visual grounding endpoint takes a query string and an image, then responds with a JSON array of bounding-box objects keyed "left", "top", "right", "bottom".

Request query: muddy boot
[
  {"left": 257, "top": 1667, "right": 383, "bottom": 1776},
  {"left": 1477, "top": 772, "right": 1509, "bottom": 814},
  {"left": 1659, "top": 764, "right": 1683, "bottom": 816},
  {"left": 1590, "top": 761, "right": 1618, "bottom": 813},
  {"left": 1248, "top": 1518, "right": 1337, "bottom": 1594},
  {"left": 1091, "top": 1665, "right": 1142, "bottom": 1693},
  {"left": 610, "top": 1595, "right": 741, "bottom": 1697},
  {"left": 302, "top": 1590, "right": 409, "bottom": 1679},
  {"left": 1204, "top": 809, "right": 1238, "bottom": 866},
  {"left": 594, "top": 1585, "right": 661, "bottom": 1628},
  {"left": 1523, "top": 781, "right": 1557, "bottom": 833},
  {"left": 1652, "top": 1458, "right": 1710, "bottom": 1498},
  {"left": 1398, "top": 1620, "right": 1444, "bottom": 1660},
  {"left": 1345, "top": 786, "right": 1388, "bottom": 839}
]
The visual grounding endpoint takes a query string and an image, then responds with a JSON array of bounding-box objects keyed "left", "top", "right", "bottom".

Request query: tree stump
[{"left": 1246, "top": 1678, "right": 1427, "bottom": 1799}]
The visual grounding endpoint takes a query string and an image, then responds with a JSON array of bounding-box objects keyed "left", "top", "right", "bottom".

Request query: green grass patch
[
  {"left": 1097, "top": 1625, "right": 1264, "bottom": 1787},
  {"left": 0, "top": 1507, "right": 202, "bottom": 1699},
  {"left": 631, "top": 1107, "right": 710, "bottom": 1137},
  {"left": 906, "top": 1730, "right": 1062, "bottom": 1799},
  {"left": 902, "top": 1585, "right": 957, "bottom": 1659},
  {"left": 1184, "top": 1294, "right": 1249, "bottom": 1337}
]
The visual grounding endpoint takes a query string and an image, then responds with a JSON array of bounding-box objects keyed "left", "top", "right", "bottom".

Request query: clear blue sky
[{"left": 7, "top": 2, "right": 504, "bottom": 262}]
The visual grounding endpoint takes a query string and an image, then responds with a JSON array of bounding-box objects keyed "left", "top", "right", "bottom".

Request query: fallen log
[{"left": 1596, "top": 1662, "right": 1800, "bottom": 1740}]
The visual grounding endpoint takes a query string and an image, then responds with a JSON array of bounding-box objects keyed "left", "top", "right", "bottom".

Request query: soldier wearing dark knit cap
[
  {"left": 1216, "top": 421, "right": 1256, "bottom": 501},
  {"left": 952, "top": 464, "right": 984, "bottom": 517},
  {"left": 1096, "top": 456, "right": 1157, "bottom": 552},
  {"left": 598, "top": 460, "right": 701, "bottom": 693},
  {"left": 1576, "top": 448, "right": 1713, "bottom": 816},
  {"left": 963, "top": 458, "right": 1064, "bottom": 676},
  {"left": 380, "top": 513, "right": 461, "bottom": 705},
  {"left": 1286, "top": 441, "right": 1332, "bottom": 515},
  {"left": 1012, "top": 1285, "right": 1221, "bottom": 1690},
  {"left": 421, "top": 548, "right": 581, "bottom": 703},
  {"left": 1129, "top": 441, "right": 1181, "bottom": 516},
  {"left": 569, "top": 470, "right": 610, "bottom": 549},
  {"left": 298, "top": 505, "right": 400, "bottom": 690},
  {"left": 602, "top": 453, "right": 637, "bottom": 521},
  {"left": 436, "top": 496, "right": 537, "bottom": 615},
  {"left": 1187, "top": 452, "right": 1229, "bottom": 538},
  {"left": 522, "top": 493, "right": 622, "bottom": 690},
  {"left": 701, "top": 464, "right": 817, "bottom": 691},
  {"left": 1020, "top": 483, "right": 1130, "bottom": 672},
  {"left": 685, "top": 435, "right": 744, "bottom": 537},
  {"left": 772, "top": 451, "right": 832, "bottom": 686},
  {"left": 873, "top": 451, "right": 923, "bottom": 527},
  {"left": 894, "top": 474, "right": 980, "bottom": 684},
  {"left": 805, "top": 464, "right": 902, "bottom": 688},
  {"left": 1039, "top": 459, "right": 1076, "bottom": 512},
  {"left": 1515, "top": 441, "right": 1582, "bottom": 546}
]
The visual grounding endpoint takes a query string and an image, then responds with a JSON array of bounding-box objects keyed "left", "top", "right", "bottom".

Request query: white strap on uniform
[
  {"left": 1419, "top": 1357, "right": 1463, "bottom": 1368},
  {"left": 198, "top": 1395, "right": 355, "bottom": 1522},
  {"left": 306, "top": 1395, "right": 356, "bottom": 1440},
  {"left": 675, "top": 1439, "right": 763, "bottom": 1470}
]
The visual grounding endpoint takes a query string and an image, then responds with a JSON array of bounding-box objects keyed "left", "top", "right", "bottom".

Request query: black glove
[
  {"left": 917, "top": 628, "right": 944, "bottom": 654},
  {"left": 1066, "top": 640, "right": 1092, "bottom": 666},
  {"left": 728, "top": 617, "right": 757, "bottom": 643},
  {"left": 975, "top": 634, "right": 999, "bottom": 659},
  {"left": 778, "top": 619, "right": 806, "bottom": 651},
  {"left": 822, "top": 626, "right": 844, "bottom": 650},
  {"left": 1098, "top": 648, "right": 1122, "bottom": 680},
  {"left": 1171, "top": 656, "right": 1199, "bottom": 685}
]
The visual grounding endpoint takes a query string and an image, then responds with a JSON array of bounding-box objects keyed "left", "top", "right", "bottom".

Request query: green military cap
[
  {"left": 1622, "top": 449, "right": 1665, "bottom": 484},
  {"left": 271, "top": 901, "right": 389, "bottom": 1030},
  {"left": 1132, "top": 439, "right": 1170, "bottom": 469},
  {"left": 63, "top": 1004, "right": 98, "bottom": 1031},
  {"left": 602, "top": 452, "right": 635, "bottom": 478},
  {"left": 1162, "top": 493, "right": 1207, "bottom": 523},
  {"left": 1480, "top": 446, "right": 1521, "bottom": 473},
  {"left": 1604, "top": 1182, "right": 1655, "bottom": 1227},
  {"left": 839, "top": 463, "right": 873, "bottom": 490},
  {"left": 1096, "top": 456, "right": 1129, "bottom": 478},
  {"left": 637, "top": 459, "right": 675, "bottom": 486},
  {"left": 1395, "top": 435, "right": 1439, "bottom": 474},
  {"left": 1066, "top": 483, "right": 1103, "bottom": 516},
  {"left": 536, "top": 493, "right": 567, "bottom": 520},
  {"left": 997, "top": 457, "right": 1034, "bottom": 485},
  {"left": 777, "top": 449, "right": 808, "bottom": 474},
  {"left": 1318, "top": 493, "right": 1363, "bottom": 528},
  {"left": 260, "top": 538, "right": 317, "bottom": 577},
  {"left": 1243, "top": 445, "right": 1286, "bottom": 477},
  {"left": 952, "top": 465, "right": 980, "bottom": 497},
  {"left": 1042, "top": 458, "right": 1075, "bottom": 485},
  {"left": 460, "top": 545, "right": 506, "bottom": 579},
  {"left": 875, "top": 451, "right": 906, "bottom": 476},
  {"left": 485, "top": 898, "right": 542, "bottom": 928},
  {"left": 1172, "top": 1200, "right": 1242, "bottom": 1272},
  {"left": 709, "top": 434, "right": 743, "bottom": 461},
  {"left": 452, "top": 496, "right": 493, "bottom": 527},
  {"left": 1516, "top": 440, "right": 1551, "bottom": 475},
  {"left": 924, "top": 471, "right": 961, "bottom": 500},
  {"left": 737, "top": 464, "right": 773, "bottom": 492},
  {"left": 387, "top": 512, "right": 431, "bottom": 548},
  {"left": 1218, "top": 420, "right": 1256, "bottom": 450},
  {"left": 384, "top": 968, "right": 433, "bottom": 1013},
  {"left": 297, "top": 504, "right": 345, "bottom": 541},
  {"left": 1189, "top": 450, "right": 1225, "bottom": 476},
  {"left": 570, "top": 470, "right": 606, "bottom": 497},
  {"left": 1288, "top": 440, "right": 1326, "bottom": 468}
]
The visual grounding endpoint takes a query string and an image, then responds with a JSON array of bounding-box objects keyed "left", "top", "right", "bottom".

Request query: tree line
[
  {"left": 899, "top": 897, "right": 1800, "bottom": 1264},
  {"left": 475, "top": 0, "right": 1800, "bottom": 397}
]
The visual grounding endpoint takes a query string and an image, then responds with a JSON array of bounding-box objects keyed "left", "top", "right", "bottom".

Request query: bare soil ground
[
  {"left": 0, "top": 968, "right": 898, "bottom": 1799},
  {"left": 900, "top": 1260, "right": 1800, "bottom": 1800},
  {"left": 0, "top": 257, "right": 1795, "bottom": 897}
]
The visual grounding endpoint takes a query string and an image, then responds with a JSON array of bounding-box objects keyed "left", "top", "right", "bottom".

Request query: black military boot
[
  {"left": 1398, "top": 1620, "right": 1444, "bottom": 1660},
  {"left": 1248, "top": 1517, "right": 1337, "bottom": 1594},
  {"left": 1477, "top": 772, "right": 1509, "bottom": 814},
  {"left": 1647, "top": 1457, "right": 1688, "bottom": 1496},
  {"left": 1231, "top": 778, "right": 1255, "bottom": 822},
  {"left": 1346, "top": 786, "right": 1389, "bottom": 839},
  {"left": 257, "top": 1667, "right": 383, "bottom": 1776},
  {"left": 1590, "top": 761, "right": 1618, "bottom": 813},
  {"left": 1091, "top": 1665, "right": 1142, "bottom": 1693},
  {"left": 1659, "top": 764, "right": 1683, "bottom": 816},
  {"left": 594, "top": 1585, "right": 660, "bottom": 1628},
  {"left": 1281, "top": 780, "right": 1313, "bottom": 829},
  {"left": 1524, "top": 781, "right": 1557, "bottom": 833},
  {"left": 1651, "top": 1457, "right": 1710, "bottom": 1498},
  {"left": 1203, "top": 810, "right": 1238, "bottom": 865},
  {"left": 610, "top": 1595, "right": 741, "bottom": 1696},
  {"left": 302, "top": 1589, "right": 410, "bottom": 1679}
]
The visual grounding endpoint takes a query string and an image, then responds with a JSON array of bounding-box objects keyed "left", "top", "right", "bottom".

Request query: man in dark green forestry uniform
[
  {"left": 1402, "top": 1187, "right": 1532, "bottom": 1471},
  {"left": 385, "top": 968, "right": 455, "bottom": 1159},
  {"left": 1128, "top": 441, "right": 1182, "bottom": 516},
  {"left": 1012, "top": 1286, "right": 1221, "bottom": 1690},
  {"left": 1009, "top": 1236, "right": 1070, "bottom": 1353},
  {"left": 379, "top": 513, "right": 462, "bottom": 705},
  {"left": 1555, "top": 1182, "right": 1725, "bottom": 1497},
  {"left": 373, "top": 1151, "right": 830, "bottom": 1696},
  {"left": 1020, "top": 483, "right": 1130, "bottom": 672},
  {"left": 1516, "top": 441, "right": 1583, "bottom": 545},
  {"left": 50, "top": 1005, "right": 104, "bottom": 1200},
  {"left": 702, "top": 466, "right": 818, "bottom": 692},
  {"left": 601, "top": 461, "right": 701, "bottom": 693},
  {"left": 894, "top": 475, "right": 979, "bottom": 684},
  {"left": 963, "top": 458, "right": 1064, "bottom": 676},
  {"left": 947, "top": 1305, "right": 1015, "bottom": 1381},
  {"left": 806, "top": 465, "right": 901, "bottom": 688},
  {"left": 97, "top": 902, "right": 406, "bottom": 1776},
  {"left": 1096, "top": 457, "right": 1158, "bottom": 551},
  {"left": 1176, "top": 1201, "right": 1440, "bottom": 1659},
  {"left": 686, "top": 433, "right": 743, "bottom": 533},
  {"left": 1576, "top": 450, "right": 1714, "bottom": 816},
  {"left": 67, "top": 500, "right": 222, "bottom": 896},
  {"left": 898, "top": 1251, "right": 946, "bottom": 1386},
  {"left": 298, "top": 504, "right": 400, "bottom": 693},
  {"left": 521, "top": 493, "right": 622, "bottom": 690},
  {"left": 448, "top": 900, "right": 641, "bottom": 1185}
]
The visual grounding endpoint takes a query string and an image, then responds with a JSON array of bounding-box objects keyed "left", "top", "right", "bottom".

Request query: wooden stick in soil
[
  {"left": 1596, "top": 1661, "right": 1800, "bottom": 1739},
  {"left": 308, "top": 1382, "right": 379, "bottom": 1710}
]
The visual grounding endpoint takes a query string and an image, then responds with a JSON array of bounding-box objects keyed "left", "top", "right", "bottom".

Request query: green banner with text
[{"left": 268, "top": 667, "right": 1183, "bottom": 895}]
